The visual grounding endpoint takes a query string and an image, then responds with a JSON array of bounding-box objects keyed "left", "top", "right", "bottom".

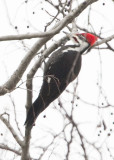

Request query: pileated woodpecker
[{"left": 25, "top": 32, "right": 98, "bottom": 128}]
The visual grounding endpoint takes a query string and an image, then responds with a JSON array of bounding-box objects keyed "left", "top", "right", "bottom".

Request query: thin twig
[
  {"left": 0, "top": 143, "right": 21, "bottom": 156},
  {"left": 0, "top": 114, "right": 23, "bottom": 147}
]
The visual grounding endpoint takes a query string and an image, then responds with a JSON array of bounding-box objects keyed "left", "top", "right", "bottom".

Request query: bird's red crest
[{"left": 81, "top": 33, "right": 98, "bottom": 46}]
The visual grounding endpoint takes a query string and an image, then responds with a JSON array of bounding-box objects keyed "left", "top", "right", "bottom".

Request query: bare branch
[
  {"left": 0, "top": 0, "right": 98, "bottom": 42},
  {"left": 0, "top": 143, "right": 21, "bottom": 156},
  {"left": 0, "top": 32, "right": 57, "bottom": 41},
  {"left": 65, "top": 124, "right": 74, "bottom": 160},
  {"left": 0, "top": 114, "right": 23, "bottom": 147},
  {"left": 0, "top": 0, "right": 98, "bottom": 96},
  {"left": 25, "top": 74, "right": 33, "bottom": 113},
  {"left": 0, "top": 36, "right": 51, "bottom": 96},
  {"left": 21, "top": 127, "right": 31, "bottom": 160},
  {"left": 94, "top": 34, "right": 114, "bottom": 47},
  {"left": 28, "top": 36, "right": 68, "bottom": 80},
  {"left": 21, "top": 36, "right": 69, "bottom": 160},
  {"left": 58, "top": 99, "right": 88, "bottom": 160},
  {"left": 9, "top": 94, "right": 24, "bottom": 138},
  {"left": 25, "top": 36, "right": 68, "bottom": 111}
]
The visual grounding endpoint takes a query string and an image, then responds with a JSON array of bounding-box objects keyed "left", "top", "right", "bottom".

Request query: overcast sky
[{"left": 0, "top": 0, "right": 114, "bottom": 159}]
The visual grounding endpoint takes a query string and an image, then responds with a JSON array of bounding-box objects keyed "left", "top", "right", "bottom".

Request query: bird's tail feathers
[{"left": 24, "top": 96, "right": 45, "bottom": 128}]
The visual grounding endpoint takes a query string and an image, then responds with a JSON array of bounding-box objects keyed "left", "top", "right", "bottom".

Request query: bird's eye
[{"left": 79, "top": 35, "right": 86, "bottom": 41}]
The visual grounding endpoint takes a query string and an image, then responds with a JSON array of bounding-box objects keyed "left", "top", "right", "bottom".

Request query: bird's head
[
  {"left": 70, "top": 32, "right": 98, "bottom": 46},
  {"left": 64, "top": 32, "right": 98, "bottom": 53}
]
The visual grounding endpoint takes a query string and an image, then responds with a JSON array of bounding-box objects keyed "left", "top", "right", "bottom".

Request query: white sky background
[{"left": 0, "top": 0, "right": 114, "bottom": 159}]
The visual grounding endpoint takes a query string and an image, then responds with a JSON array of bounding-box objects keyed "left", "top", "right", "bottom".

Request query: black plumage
[
  {"left": 25, "top": 32, "right": 98, "bottom": 127},
  {"left": 25, "top": 44, "right": 89, "bottom": 127}
]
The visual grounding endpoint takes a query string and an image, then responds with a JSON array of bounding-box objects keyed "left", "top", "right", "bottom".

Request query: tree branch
[
  {"left": 21, "top": 36, "right": 69, "bottom": 160},
  {"left": 0, "top": 0, "right": 98, "bottom": 96},
  {"left": 25, "top": 36, "right": 68, "bottom": 111},
  {"left": 93, "top": 34, "right": 114, "bottom": 47},
  {"left": 0, "top": 143, "right": 21, "bottom": 156},
  {"left": 0, "top": 36, "right": 51, "bottom": 96},
  {"left": 58, "top": 99, "right": 88, "bottom": 160},
  {"left": 0, "top": 0, "right": 98, "bottom": 42},
  {"left": 0, "top": 114, "right": 23, "bottom": 147},
  {"left": 21, "top": 127, "right": 31, "bottom": 160}
]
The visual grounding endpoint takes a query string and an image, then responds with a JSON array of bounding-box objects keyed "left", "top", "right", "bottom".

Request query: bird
[{"left": 25, "top": 32, "right": 98, "bottom": 128}]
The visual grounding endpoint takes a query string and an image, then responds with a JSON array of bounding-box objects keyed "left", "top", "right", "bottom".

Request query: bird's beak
[
  {"left": 63, "top": 31, "right": 80, "bottom": 45},
  {"left": 63, "top": 31, "right": 71, "bottom": 38}
]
